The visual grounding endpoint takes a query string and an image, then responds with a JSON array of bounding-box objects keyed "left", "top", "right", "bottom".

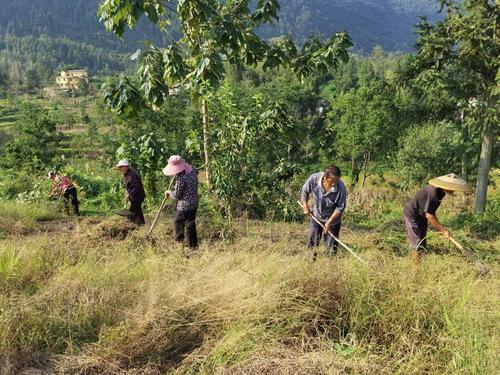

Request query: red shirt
[{"left": 52, "top": 175, "right": 74, "bottom": 193}]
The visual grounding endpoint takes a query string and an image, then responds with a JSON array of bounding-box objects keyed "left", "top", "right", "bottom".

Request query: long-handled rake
[
  {"left": 147, "top": 177, "right": 176, "bottom": 237},
  {"left": 297, "top": 201, "right": 369, "bottom": 266}
]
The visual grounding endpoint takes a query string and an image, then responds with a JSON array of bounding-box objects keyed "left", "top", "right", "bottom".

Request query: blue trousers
[{"left": 308, "top": 219, "right": 341, "bottom": 254}]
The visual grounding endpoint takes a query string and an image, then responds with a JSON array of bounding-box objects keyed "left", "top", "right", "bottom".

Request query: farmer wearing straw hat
[
  {"left": 163, "top": 155, "right": 199, "bottom": 249},
  {"left": 403, "top": 173, "right": 472, "bottom": 258},
  {"left": 301, "top": 165, "right": 347, "bottom": 256},
  {"left": 116, "top": 159, "right": 146, "bottom": 225}
]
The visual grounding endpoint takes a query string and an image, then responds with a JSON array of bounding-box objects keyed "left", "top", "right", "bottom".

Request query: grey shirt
[{"left": 301, "top": 172, "right": 347, "bottom": 224}]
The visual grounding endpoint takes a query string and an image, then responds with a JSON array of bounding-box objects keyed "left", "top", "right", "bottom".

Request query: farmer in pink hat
[{"left": 163, "top": 155, "right": 199, "bottom": 249}]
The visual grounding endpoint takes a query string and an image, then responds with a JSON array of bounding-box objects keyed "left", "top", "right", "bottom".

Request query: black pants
[
  {"left": 174, "top": 209, "right": 198, "bottom": 248},
  {"left": 129, "top": 199, "right": 145, "bottom": 225},
  {"left": 308, "top": 219, "right": 341, "bottom": 255},
  {"left": 63, "top": 187, "right": 80, "bottom": 216}
]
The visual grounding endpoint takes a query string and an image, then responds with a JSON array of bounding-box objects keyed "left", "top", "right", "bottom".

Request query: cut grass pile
[
  {"left": 0, "top": 204, "right": 498, "bottom": 374},
  {"left": 0, "top": 202, "right": 64, "bottom": 238}
]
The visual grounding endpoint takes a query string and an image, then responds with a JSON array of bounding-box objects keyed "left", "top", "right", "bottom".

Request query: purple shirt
[{"left": 124, "top": 169, "right": 146, "bottom": 203}]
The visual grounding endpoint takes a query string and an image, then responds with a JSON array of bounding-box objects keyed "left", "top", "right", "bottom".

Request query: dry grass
[{"left": 0, "top": 206, "right": 498, "bottom": 374}]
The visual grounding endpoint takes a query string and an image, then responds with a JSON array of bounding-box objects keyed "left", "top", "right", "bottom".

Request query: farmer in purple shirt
[
  {"left": 301, "top": 165, "right": 347, "bottom": 257},
  {"left": 117, "top": 159, "right": 146, "bottom": 225}
]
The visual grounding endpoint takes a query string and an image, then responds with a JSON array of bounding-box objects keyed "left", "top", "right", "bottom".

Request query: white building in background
[{"left": 56, "top": 70, "right": 88, "bottom": 91}]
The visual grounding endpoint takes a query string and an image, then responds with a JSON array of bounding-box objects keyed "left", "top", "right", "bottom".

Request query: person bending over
[
  {"left": 48, "top": 171, "right": 80, "bottom": 216},
  {"left": 403, "top": 173, "right": 471, "bottom": 262}
]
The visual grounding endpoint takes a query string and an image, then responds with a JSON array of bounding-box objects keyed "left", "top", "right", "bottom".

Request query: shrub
[
  {"left": 0, "top": 104, "right": 61, "bottom": 171},
  {"left": 394, "top": 122, "right": 462, "bottom": 189}
]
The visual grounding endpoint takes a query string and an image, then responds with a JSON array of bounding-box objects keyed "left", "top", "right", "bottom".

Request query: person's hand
[
  {"left": 324, "top": 219, "right": 333, "bottom": 234},
  {"left": 442, "top": 229, "right": 451, "bottom": 240},
  {"left": 164, "top": 191, "right": 170, "bottom": 199},
  {"left": 302, "top": 203, "right": 311, "bottom": 216},
  {"left": 124, "top": 193, "right": 130, "bottom": 204}
]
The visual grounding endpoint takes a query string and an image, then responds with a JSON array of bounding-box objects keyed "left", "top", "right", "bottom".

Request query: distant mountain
[
  {"left": 262, "top": 0, "right": 440, "bottom": 51},
  {"left": 0, "top": 0, "right": 166, "bottom": 53},
  {"left": 0, "top": 0, "right": 441, "bottom": 73}
]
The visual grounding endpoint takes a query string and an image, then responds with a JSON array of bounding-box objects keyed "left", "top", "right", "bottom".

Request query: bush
[
  {"left": 394, "top": 122, "right": 462, "bottom": 189},
  {"left": 0, "top": 171, "right": 49, "bottom": 200},
  {"left": 0, "top": 104, "right": 61, "bottom": 171}
]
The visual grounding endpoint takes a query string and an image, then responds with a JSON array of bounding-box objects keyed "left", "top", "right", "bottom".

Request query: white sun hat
[{"left": 116, "top": 159, "right": 130, "bottom": 168}]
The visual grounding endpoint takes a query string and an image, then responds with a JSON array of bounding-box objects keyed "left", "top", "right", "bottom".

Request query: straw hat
[
  {"left": 162, "top": 155, "right": 193, "bottom": 176},
  {"left": 429, "top": 173, "right": 472, "bottom": 192}
]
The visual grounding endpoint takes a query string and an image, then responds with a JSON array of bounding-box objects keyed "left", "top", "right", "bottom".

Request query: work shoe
[{"left": 308, "top": 250, "right": 318, "bottom": 262}]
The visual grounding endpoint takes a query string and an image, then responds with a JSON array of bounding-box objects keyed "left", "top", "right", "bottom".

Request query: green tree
[
  {"left": 394, "top": 53, "right": 483, "bottom": 185},
  {"left": 0, "top": 104, "right": 60, "bottom": 171},
  {"left": 74, "top": 79, "right": 91, "bottom": 97},
  {"left": 415, "top": 0, "right": 499, "bottom": 213},
  {"left": 327, "top": 62, "right": 397, "bottom": 187},
  {"left": 116, "top": 133, "right": 167, "bottom": 198},
  {"left": 207, "top": 79, "right": 302, "bottom": 217},
  {"left": 23, "top": 66, "right": 42, "bottom": 91},
  {"left": 395, "top": 122, "right": 462, "bottom": 188},
  {"left": 98, "top": 0, "right": 351, "bottom": 189}
]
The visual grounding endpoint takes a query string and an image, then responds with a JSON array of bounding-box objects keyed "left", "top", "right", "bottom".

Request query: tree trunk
[
  {"left": 350, "top": 157, "right": 360, "bottom": 189},
  {"left": 461, "top": 151, "right": 468, "bottom": 183},
  {"left": 474, "top": 126, "right": 494, "bottom": 214},
  {"left": 361, "top": 151, "right": 371, "bottom": 187},
  {"left": 202, "top": 99, "right": 211, "bottom": 189},
  {"left": 460, "top": 111, "right": 468, "bottom": 183}
]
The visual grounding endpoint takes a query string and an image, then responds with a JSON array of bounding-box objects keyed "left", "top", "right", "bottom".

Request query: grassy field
[{"left": 0, "top": 184, "right": 498, "bottom": 374}]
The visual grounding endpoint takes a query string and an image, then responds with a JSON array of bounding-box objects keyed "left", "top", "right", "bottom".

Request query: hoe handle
[
  {"left": 148, "top": 177, "right": 175, "bottom": 236},
  {"left": 297, "top": 201, "right": 368, "bottom": 266},
  {"left": 447, "top": 234, "right": 476, "bottom": 263}
]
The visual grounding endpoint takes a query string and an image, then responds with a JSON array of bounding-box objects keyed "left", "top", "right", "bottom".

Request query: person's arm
[
  {"left": 425, "top": 212, "right": 450, "bottom": 239},
  {"left": 167, "top": 178, "right": 184, "bottom": 200},
  {"left": 300, "top": 176, "right": 314, "bottom": 215},
  {"left": 49, "top": 179, "right": 60, "bottom": 197},
  {"left": 424, "top": 192, "right": 450, "bottom": 239},
  {"left": 325, "top": 184, "right": 346, "bottom": 232}
]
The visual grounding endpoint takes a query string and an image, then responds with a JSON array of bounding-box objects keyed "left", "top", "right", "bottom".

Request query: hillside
[
  {"left": 0, "top": 0, "right": 166, "bottom": 53},
  {"left": 0, "top": 0, "right": 441, "bottom": 79},
  {"left": 262, "top": 0, "right": 440, "bottom": 51},
  {"left": 0, "top": 0, "right": 439, "bottom": 55}
]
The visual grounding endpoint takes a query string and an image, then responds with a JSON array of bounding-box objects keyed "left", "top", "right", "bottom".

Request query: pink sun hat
[{"left": 162, "top": 155, "right": 193, "bottom": 176}]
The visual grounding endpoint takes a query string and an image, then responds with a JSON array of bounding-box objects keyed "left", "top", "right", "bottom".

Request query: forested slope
[
  {"left": 0, "top": 0, "right": 440, "bottom": 89},
  {"left": 1, "top": 0, "right": 439, "bottom": 52}
]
